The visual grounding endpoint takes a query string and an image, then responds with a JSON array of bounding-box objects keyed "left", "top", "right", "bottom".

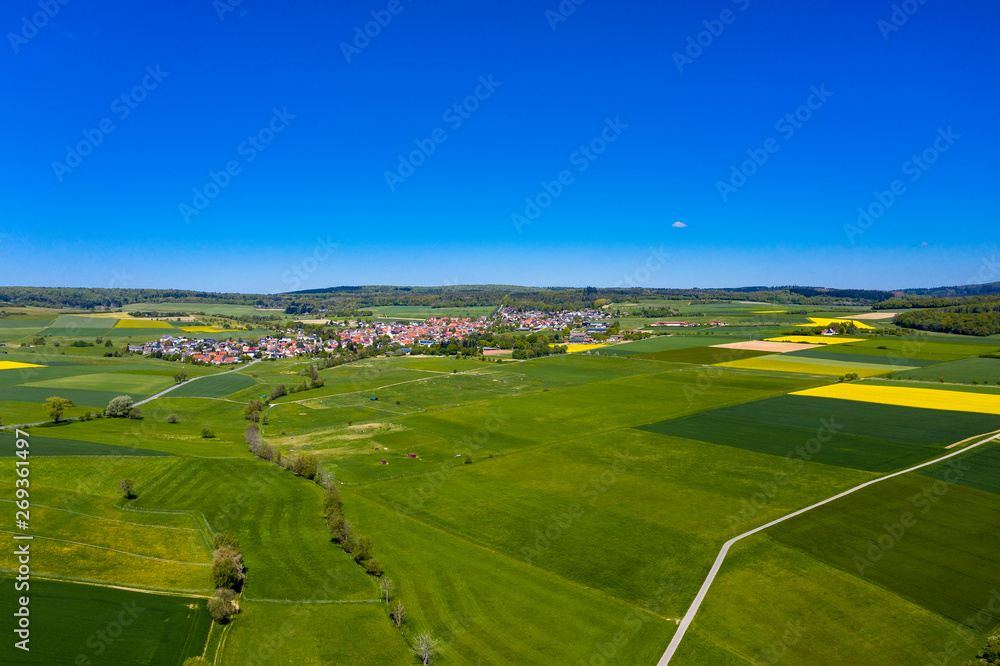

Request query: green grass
[
  {"left": 595, "top": 335, "right": 744, "bottom": 356},
  {"left": 921, "top": 439, "right": 1000, "bottom": 495},
  {"left": 0, "top": 432, "right": 171, "bottom": 457},
  {"left": 362, "top": 305, "right": 496, "bottom": 319},
  {"left": 132, "top": 458, "right": 375, "bottom": 601},
  {"left": 769, "top": 470, "right": 1000, "bottom": 628},
  {"left": 675, "top": 536, "right": 971, "bottom": 665},
  {"left": 347, "top": 492, "right": 677, "bottom": 664},
  {"left": 26, "top": 371, "right": 174, "bottom": 394},
  {"left": 221, "top": 601, "right": 411, "bottom": 665},
  {"left": 167, "top": 372, "right": 259, "bottom": 398},
  {"left": 0, "top": 578, "right": 211, "bottom": 665},
  {"left": 638, "top": 394, "right": 1000, "bottom": 472},
  {"left": 784, "top": 346, "right": 946, "bottom": 367},
  {"left": 894, "top": 357, "right": 1000, "bottom": 384},
  {"left": 633, "top": 346, "right": 771, "bottom": 364}
]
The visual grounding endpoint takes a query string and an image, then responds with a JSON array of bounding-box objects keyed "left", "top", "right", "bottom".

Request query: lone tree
[
  {"left": 119, "top": 478, "right": 136, "bottom": 499},
  {"left": 411, "top": 633, "right": 439, "bottom": 665},
  {"left": 378, "top": 577, "right": 395, "bottom": 604},
  {"left": 173, "top": 369, "right": 188, "bottom": 383},
  {"left": 390, "top": 600, "right": 405, "bottom": 628},
  {"left": 207, "top": 588, "right": 239, "bottom": 624},
  {"left": 44, "top": 396, "right": 74, "bottom": 422},
  {"left": 105, "top": 395, "right": 134, "bottom": 418}
]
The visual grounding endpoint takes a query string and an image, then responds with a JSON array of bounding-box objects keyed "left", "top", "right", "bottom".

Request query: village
[{"left": 131, "top": 307, "right": 625, "bottom": 364}]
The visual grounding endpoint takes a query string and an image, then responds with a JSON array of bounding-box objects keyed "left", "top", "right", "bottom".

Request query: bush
[
  {"left": 207, "top": 588, "right": 238, "bottom": 624},
  {"left": 212, "top": 556, "right": 244, "bottom": 591},
  {"left": 322, "top": 484, "right": 343, "bottom": 515},
  {"left": 201, "top": 428, "right": 215, "bottom": 438},
  {"left": 105, "top": 395, "right": 134, "bottom": 418},
  {"left": 128, "top": 407, "right": 142, "bottom": 420},
  {"left": 363, "top": 558, "right": 383, "bottom": 576},
  {"left": 213, "top": 531, "right": 240, "bottom": 551},
  {"left": 352, "top": 535, "right": 373, "bottom": 563},
  {"left": 167, "top": 413, "right": 179, "bottom": 423}
]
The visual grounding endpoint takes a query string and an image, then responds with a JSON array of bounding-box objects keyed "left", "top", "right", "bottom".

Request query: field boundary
[
  {"left": 135, "top": 358, "right": 260, "bottom": 406},
  {"left": 657, "top": 431, "right": 1000, "bottom": 665}
]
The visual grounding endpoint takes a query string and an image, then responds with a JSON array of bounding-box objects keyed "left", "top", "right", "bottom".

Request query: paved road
[
  {"left": 134, "top": 359, "right": 260, "bottom": 406},
  {"left": 657, "top": 431, "right": 1000, "bottom": 665}
]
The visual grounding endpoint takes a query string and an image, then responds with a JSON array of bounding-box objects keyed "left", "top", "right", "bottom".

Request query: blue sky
[{"left": 2, "top": 0, "right": 997, "bottom": 293}]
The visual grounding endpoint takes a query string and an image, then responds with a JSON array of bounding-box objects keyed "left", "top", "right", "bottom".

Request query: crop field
[
  {"left": 793, "top": 383, "right": 1000, "bottom": 414},
  {"left": 631, "top": 346, "right": 771, "bottom": 364},
  {"left": 0, "top": 578, "right": 210, "bottom": 665},
  {"left": 167, "top": 371, "right": 259, "bottom": 398},
  {"left": 715, "top": 356, "right": 893, "bottom": 377},
  {"left": 364, "top": 305, "right": 496, "bottom": 320},
  {"left": 783, "top": 346, "right": 945, "bottom": 367},
  {"left": 891, "top": 357, "right": 1000, "bottom": 384},
  {"left": 9, "top": 336, "right": 1000, "bottom": 664},
  {"left": 765, "top": 335, "right": 868, "bottom": 345},
  {"left": 114, "top": 318, "right": 178, "bottom": 329},
  {"left": 594, "top": 335, "right": 743, "bottom": 355},
  {"left": 769, "top": 469, "right": 1000, "bottom": 627},
  {"left": 638, "top": 394, "right": 1000, "bottom": 472}
]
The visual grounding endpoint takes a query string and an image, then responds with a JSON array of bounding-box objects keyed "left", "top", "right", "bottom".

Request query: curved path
[
  {"left": 134, "top": 359, "right": 260, "bottom": 406},
  {"left": 657, "top": 431, "right": 1000, "bottom": 665}
]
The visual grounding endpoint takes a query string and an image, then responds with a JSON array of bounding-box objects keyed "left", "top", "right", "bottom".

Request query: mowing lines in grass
[{"left": 657, "top": 432, "right": 1000, "bottom": 665}]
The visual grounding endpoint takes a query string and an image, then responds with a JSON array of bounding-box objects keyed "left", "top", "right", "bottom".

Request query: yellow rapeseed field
[
  {"left": 565, "top": 344, "right": 610, "bottom": 353},
  {"left": 716, "top": 358, "right": 888, "bottom": 377},
  {"left": 792, "top": 384, "right": 1000, "bottom": 415},
  {"left": 181, "top": 326, "right": 235, "bottom": 333},
  {"left": 796, "top": 317, "right": 875, "bottom": 330},
  {"left": 114, "top": 318, "right": 177, "bottom": 329},
  {"left": 0, "top": 361, "right": 46, "bottom": 371},
  {"left": 765, "top": 336, "right": 867, "bottom": 345}
]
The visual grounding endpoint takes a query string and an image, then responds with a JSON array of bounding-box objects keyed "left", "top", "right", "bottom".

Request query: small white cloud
[
  {"left": 920, "top": 241, "right": 929, "bottom": 246},
  {"left": 672, "top": 221, "right": 687, "bottom": 228}
]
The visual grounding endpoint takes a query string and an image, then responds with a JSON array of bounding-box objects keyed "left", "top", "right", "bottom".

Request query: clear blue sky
[{"left": 2, "top": 0, "right": 997, "bottom": 293}]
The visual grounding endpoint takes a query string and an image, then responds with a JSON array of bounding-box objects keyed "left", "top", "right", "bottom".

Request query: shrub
[
  {"left": 323, "top": 484, "right": 343, "bottom": 515},
  {"left": 212, "top": 556, "right": 244, "bottom": 591},
  {"left": 363, "top": 558, "right": 383, "bottom": 576},
  {"left": 167, "top": 413, "right": 179, "bottom": 423},
  {"left": 128, "top": 407, "right": 142, "bottom": 420},
  {"left": 352, "top": 535, "right": 373, "bottom": 563},
  {"left": 213, "top": 531, "right": 240, "bottom": 551},
  {"left": 201, "top": 428, "right": 215, "bottom": 438},
  {"left": 105, "top": 395, "right": 134, "bottom": 418},
  {"left": 207, "top": 588, "right": 238, "bottom": 624}
]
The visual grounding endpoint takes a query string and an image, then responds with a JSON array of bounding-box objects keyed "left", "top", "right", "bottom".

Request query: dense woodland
[{"left": 893, "top": 297, "right": 1000, "bottom": 336}]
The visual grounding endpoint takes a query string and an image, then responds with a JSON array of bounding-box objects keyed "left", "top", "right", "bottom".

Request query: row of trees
[{"left": 208, "top": 531, "right": 243, "bottom": 623}]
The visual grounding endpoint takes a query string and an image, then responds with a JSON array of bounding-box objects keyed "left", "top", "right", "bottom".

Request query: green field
[
  {"left": 0, "top": 579, "right": 210, "bottom": 665},
  {"left": 132, "top": 458, "right": 375, "bottom": 601},
  {"left": 167, "top": 372, "right": 259, "bottom": 398},
  {"left": 893, "top": 356, "right": 1000, "bottom": 384},
  {"left": 638, "top": 394, "right": 1000, "bottom": 472},
  {"left": 10, "top": 341, "right": 1000, "bottom": 664}
]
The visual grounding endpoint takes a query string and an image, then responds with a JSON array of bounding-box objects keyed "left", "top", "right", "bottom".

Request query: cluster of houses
[{"left": 131, "top": 307, "right": 650, "bottom": 365}]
